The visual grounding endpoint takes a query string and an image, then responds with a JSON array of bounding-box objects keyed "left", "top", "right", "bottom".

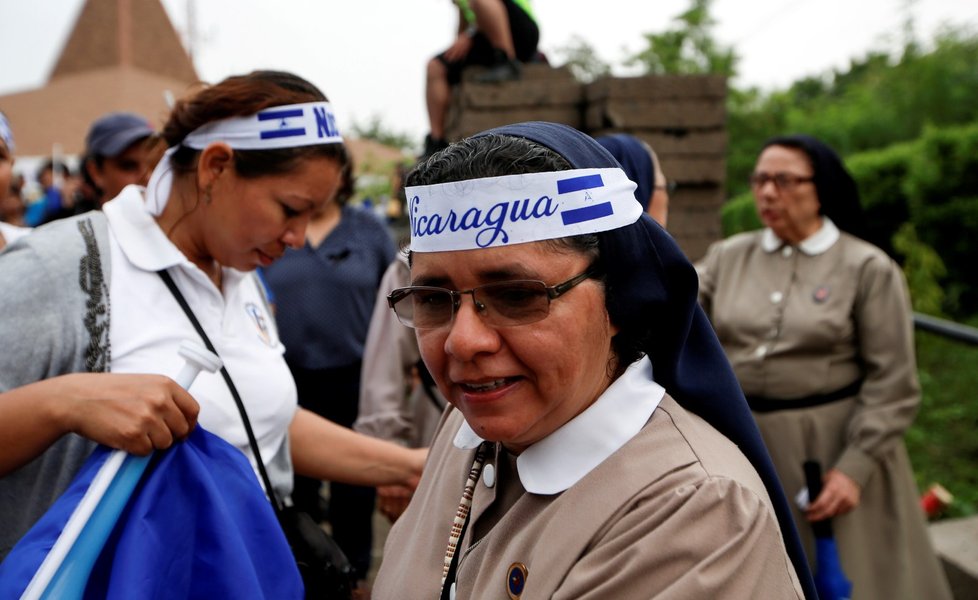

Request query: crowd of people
[{"left": 0, "top": 13, "right": 953, "bottom": 597}]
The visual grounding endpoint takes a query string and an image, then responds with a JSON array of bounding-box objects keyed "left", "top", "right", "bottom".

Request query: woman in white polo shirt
[{"left": 0, "top": 71, "right": 425, "bottom": 563}]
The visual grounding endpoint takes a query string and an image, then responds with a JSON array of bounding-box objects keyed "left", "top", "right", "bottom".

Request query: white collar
[
  {"left": 761, "top": 217, "right": 839, "bottom": 256},
  {"left": 103, "top": 185, "right": 189, "bottom": 271},
  {"left": 453, "top": 356, "right": 664, "bottom": 495},
  {"left": 103, "top": 185, "right": 250, "bottom": 294},
  {"left": 0, "top": 221, "right": 30, "bottom": 244}
]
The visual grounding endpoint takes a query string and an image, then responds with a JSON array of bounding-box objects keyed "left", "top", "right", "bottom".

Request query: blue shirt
[{"left": 262, "top": 205, "right": 396, "bottom": 370}]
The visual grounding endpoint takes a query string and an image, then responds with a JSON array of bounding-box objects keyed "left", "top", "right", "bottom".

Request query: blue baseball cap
[{"left": 85, "top": 112, "right": 155, "bottom": 157}]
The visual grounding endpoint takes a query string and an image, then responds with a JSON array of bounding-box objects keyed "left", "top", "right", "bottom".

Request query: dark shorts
[{"left": 437, "top": 0, "right": 539, "bottom": 85}]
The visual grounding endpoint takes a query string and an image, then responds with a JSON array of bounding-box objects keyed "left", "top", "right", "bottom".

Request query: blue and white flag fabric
[{"left": 0, "top": 427, "right": 303, "bottom": 599}]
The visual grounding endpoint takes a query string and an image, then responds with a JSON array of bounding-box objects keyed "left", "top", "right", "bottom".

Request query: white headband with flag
[
  {"left": 181, "top": 101, "right": 342, "bottom": 149},
  {"left": 406, "top": 168, "right": 643, "bottom": 252},
  {"left": 145, "top": 101, "right": 343, "bottom": 215}
]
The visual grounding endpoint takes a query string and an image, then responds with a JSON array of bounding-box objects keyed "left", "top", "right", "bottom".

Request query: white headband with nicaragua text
[
  {"left": 406, "top": 168, "right": 643, "bottom": 252},
  {"left": 145, "top": 101, "right": 343, "bottom": 215}
]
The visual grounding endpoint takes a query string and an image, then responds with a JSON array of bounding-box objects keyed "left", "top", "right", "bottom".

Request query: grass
[{"left": 906, "top": 326, "right": 978, "bottom": 519}]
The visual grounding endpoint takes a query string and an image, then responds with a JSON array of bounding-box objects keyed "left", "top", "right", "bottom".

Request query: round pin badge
[
  {"left": 812, "top": 285, "right": 831, "bottom": 304},
  {"left": 506, "top": 562, "right": 528, "bottom": 599}
]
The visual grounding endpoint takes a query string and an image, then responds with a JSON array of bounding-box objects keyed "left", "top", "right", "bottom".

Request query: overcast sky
[{"left": 1, "top": 0, "right": 975, "bottom": 142}]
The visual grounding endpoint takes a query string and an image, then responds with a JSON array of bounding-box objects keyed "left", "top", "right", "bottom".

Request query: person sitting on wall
[{"left": 422, "top": 0, "right": 540, "bottom": 160}]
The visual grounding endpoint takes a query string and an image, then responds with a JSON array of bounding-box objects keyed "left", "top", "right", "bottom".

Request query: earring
[{"left": 203, "top": 184, "right": 213, "bottom": 204}]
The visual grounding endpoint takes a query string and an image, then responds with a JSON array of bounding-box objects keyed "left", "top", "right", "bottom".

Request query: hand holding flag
[
  {"left": 20, "top": 341, "right": 221, "bottom": 600},
  {"left": 804, "top": 460, "right": 853, "bottom": 600},
  {"left": 0, "top": 342, "right": 304, "bottom": 599}
]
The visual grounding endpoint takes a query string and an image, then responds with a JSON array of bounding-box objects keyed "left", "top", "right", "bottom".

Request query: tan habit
[
  {"left": 697, "top": 229, "right": 952, "bottom": 599},
  {"left": 372, "top": 396, "right": 804, "bottom": 599}
]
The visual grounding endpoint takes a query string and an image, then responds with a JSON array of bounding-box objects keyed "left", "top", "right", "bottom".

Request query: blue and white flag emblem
[{"left": 406, "top": 167, "right": 642, "bottom": 252}]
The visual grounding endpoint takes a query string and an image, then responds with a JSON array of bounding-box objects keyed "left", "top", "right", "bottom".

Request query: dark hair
[
  {"left": 37, "top": 159, "right": 71, "bottom": 180},
  {"left": 82, "top": 136, "right": 161, "bottom": 198},
  {"left": 334, "top": 156, "right": 356, "bottom": 206},
  {"left": 408, "top": 134, "right": 571, "bottom": 185},
  {"left": 162, "top": 70, "right": 348, "bottom": 179},
  {"left": 761, "top": 134, "right": 868, "bottom": 241},
  {"left": 404, "top": 134, "right": 642, "bottom": 371},
  {"left": 81, "top": 153, "right": 100, "bottom": 194}
]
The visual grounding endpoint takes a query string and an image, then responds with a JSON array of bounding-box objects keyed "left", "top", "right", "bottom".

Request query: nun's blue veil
[
  {"left": 477, "top": 122, "right": 817, "bottom": 599},
  {"left": 595, "top": 133, "right": 654, "bottom": 210}
]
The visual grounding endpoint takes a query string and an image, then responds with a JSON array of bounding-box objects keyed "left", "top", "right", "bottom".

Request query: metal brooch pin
[{"left": 506, "top": 562, "right": 528, "bottom": 599}]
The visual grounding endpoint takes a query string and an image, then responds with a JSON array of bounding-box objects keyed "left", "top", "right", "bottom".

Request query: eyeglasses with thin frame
[
  {"left": 749, "top": 172, "right": 815, "bottom": 191},
  {"left": 387, "top": 266, "right": 599, "bottom": 329}
]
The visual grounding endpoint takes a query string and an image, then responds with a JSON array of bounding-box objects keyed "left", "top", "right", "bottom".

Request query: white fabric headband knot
[
  {"left": 406, "top": 168, "right": 643, "bottom": 252},
  {"left": 145, "top": 101, "right": 343, "bottom": 215}
]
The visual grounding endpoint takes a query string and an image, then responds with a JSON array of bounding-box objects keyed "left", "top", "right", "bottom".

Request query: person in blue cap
[
  {"left": 82, "top": 111, "right": 163, "bottom": 207},
  {"left": 372, "top": 122, "right": 816, "bottom": 599}
]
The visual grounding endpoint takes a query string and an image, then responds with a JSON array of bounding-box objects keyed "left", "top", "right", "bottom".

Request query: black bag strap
[
  {"left": 157, "top": 269, "right": 284, "bottom": 514},
  {"left": 416, "top": 358, "right": 446, "bottom": 412}
]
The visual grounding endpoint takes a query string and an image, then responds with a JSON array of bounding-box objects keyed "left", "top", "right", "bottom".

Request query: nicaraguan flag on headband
[{"left": 0, "top": 427, "right": 302, "bottom": 599}]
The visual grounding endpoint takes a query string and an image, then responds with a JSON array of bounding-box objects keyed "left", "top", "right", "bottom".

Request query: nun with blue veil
[
  {"left": 372, "top": 122, "right": 816, "bottom": 599},
  {"left": 595, "top": 132, "right": 670, "bottom": 227}
]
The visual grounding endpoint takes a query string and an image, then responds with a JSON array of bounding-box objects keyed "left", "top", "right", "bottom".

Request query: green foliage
[
  {"left": 719, "top": 190, "right": 760, "bottom": 237},
  {"left": 725, "top": 27, "right": 978, "bottom": 198},
  {"left": 627, "top": 0, "right": 736, "bottom": 77},
  {"left": 553, "top": 35, "right": 611, "bottom": 84},
  {"left": 631, "top": 1, "right": 978, "bottom": 519},
  {"left": 350, "top": 115, "right": 417, "bottom": 152},
  {"left": 907, "top": 327, "right": 978, "bottom": 518},
  {"left": 726, "top": 87, "right": 790, "bottom": 198},
  {"left": 905, "top": 123, "right": 978, "bottom": 315},
  {"left": 844, "top": 141, "right": 917, "bottom": 257},
  {"left": 892, "top": 223, "right": 946, "bottom": 316},
  {"left": 354, "top": 173, "right": 393, "bottom": 204}
]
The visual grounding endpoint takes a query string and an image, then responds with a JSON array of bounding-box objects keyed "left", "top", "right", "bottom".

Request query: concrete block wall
[
  {"left": 929, "top": 516, "right": 978, "bottom": 600},
  {"left": 444, "top": 69, "right": 727, "bottom": 261},
  {"left": 444, "top": 64, "right": 583, "bottom": 140},
  {"left": 585, "top": 74, "right": 727, "bottom": 261}
]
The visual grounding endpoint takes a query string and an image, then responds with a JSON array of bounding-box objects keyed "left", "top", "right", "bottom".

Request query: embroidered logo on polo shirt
[{"left": 245, "top": 302, "right": 273, "bottom": 346}]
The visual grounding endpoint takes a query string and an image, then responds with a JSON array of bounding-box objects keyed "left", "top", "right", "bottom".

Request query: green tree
[
  {"left": 725, "top": 27, "right": 978, "bottom": 197},
  {"left": 628, "top": 0, "right": 736, "bottom": 77},
  {"left": 350, "top": 114, "right": 417, "bottom": 152}
]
